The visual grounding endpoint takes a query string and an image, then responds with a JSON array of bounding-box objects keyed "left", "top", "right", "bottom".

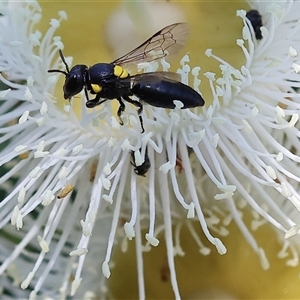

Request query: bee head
[{"left": 48, "top": 50, "right": 88, "bottom": 100}]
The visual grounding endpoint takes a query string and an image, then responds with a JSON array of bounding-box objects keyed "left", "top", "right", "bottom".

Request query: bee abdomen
[{"left": 131, "top": 80, "right": 204, "bottom": 109}]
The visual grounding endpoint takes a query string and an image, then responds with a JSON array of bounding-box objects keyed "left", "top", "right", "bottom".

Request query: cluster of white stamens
[{"left": 1, "top": 1, "right": 300, "bottom": 299}]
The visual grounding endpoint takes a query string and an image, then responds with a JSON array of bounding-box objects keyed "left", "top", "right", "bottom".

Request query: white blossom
[{"left": 1, "top": 1, "right": 300, "bottom": 299}]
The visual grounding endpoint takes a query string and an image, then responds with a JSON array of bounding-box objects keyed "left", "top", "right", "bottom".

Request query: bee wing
[
  {"left": 112, "top": 23, "right": 188, "bottom": 66},
  {"left": 115, "top": 72, "right": 182, "bottom": 89},
  {"left": 131, "top": 72, "right": 181, "bottom": 83}
]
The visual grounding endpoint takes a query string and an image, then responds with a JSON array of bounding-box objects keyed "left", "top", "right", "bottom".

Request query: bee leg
[
  {"left": 84, "top": 87, "right": 90, "bottom": 101},
  {"left": 117, "top": 98, "right": 125, "bottom": 126},
  {"left": 86, "top": 93, "right": 108, "bottom": 108},
  {"left": 123, "top": 95, "right": 144, "bottom": 133}
]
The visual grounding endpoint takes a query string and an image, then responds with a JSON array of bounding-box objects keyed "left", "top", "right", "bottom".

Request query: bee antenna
[
  {"left": 47, "top": 49, "right": 70, "bottom": 76},
  {"left": 47, "top": 69, "right": 68, "bottom": 76},
  {"left": 58, "top": 49, "right": 70, "bottom": 73}
]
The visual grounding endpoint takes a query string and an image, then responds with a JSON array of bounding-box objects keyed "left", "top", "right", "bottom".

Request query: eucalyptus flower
[{"left": 1, "top": 1, "right": 300, "bottom": 299}]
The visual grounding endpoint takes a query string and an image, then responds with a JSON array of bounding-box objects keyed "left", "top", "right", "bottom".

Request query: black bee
[
  {"left": 131, "top": 148, "right": 150, "bottom": 177},
  {"left": 246, "top": 9, "right": 263, "bottom": 40},
  {"left": 48, "top": 23, "right": 205, "bottom": 133}
]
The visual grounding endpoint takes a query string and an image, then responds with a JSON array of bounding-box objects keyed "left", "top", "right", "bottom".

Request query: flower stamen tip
[
  {"left": 21, "top": 271, "right": 35, "bottom": 290},
  {"left": 0, "top": 88, "right": 11, "bottom": 99},
  {"left": 102, "top": 195, "right": 113, "bottom": 204},
  {"left": 80, "top": 220, "right": 92, "bottom": 236},
  {"left": 187, "top": 203, "right": 195, "bottom": 218},
  {"left": 111, "top": 116, "right": 121, "bottom": 130},
  {"left": 284, "top": 225, "right": 300, "bottom": 239},
  {"left": 17, "top": 187, "right": 26, "bottom": 203},
  {"left": 145, "top": 234, "right": 159, "bottom": 247},
  {"left": 37, "top": 235, "right": 49, "bottom": 252},
  {"left": 71, "top": 144, "right": 83, "bottom": 155},
  {"left": 214, "top": 238, "right": 227, "bottom": 255},
  {"left": 103, "top": 163, "right": 112, "bottom": 175},
  {"left": 42, "top": 190, "right": 55, "bottom": 206},
  {"left": 102, "top": 261, "right": 111, "bottom": 278},
  {"left": 173, "top": 100, "right": 184, "bottom": 109},
  {"left": 124, "top": 222, "right": 135, "bottom": 240},
  {"left": 19, "top": 110, "right": 30, "bottom": 124},
  {"left": 121, "top": 139, "right": 131, "bottom": 150},
  {"left": 200, "top": 247, "right": 211, "bottom": 256},
  {"left": 58, "top": 166, "right": 68, "bottom": 179},
  {"left": 69, "top": 248, "right": 88, "bottom": 256},
  {"left": 159, "top": 162, "right": 173, "bottom": 174},
  {"left": 258, "top": 248, "right": 270, "bottom": 270},
  {"left": 71, "top": 278, "right": 82, "bottom": 296}
]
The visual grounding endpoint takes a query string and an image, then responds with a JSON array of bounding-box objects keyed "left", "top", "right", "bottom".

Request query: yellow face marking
[
  {"left": 91, "top": 84, "right": 102, "bottom": 93},
  {"left": 114, "top": 65, "right": 128, "bottom": 78}
]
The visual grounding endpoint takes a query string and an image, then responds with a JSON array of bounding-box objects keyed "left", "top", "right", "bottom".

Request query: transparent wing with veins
[
  {"left": 112, "top": 23, "right": 189, "bottom": 66},
  {"left": 114, "top": 72, "right": 182, "bottom": 89}
]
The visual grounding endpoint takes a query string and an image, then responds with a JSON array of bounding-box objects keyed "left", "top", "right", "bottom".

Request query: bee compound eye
[{"left": 63, "top": 65, "right": 87, "bottom": 98}]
